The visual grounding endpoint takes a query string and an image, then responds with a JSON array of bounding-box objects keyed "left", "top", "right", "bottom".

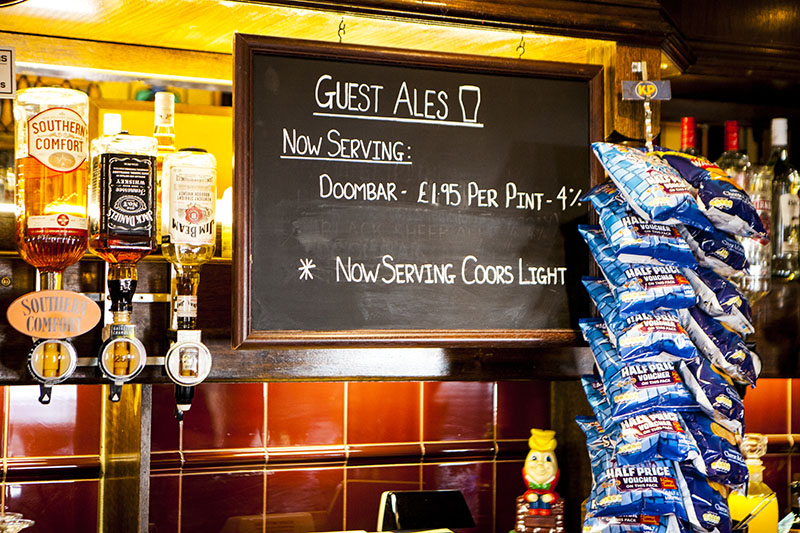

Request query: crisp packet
[
  {"left": 658, "top": 151, "right": 768, "bottom": 241},
  {"left": 582, "top": 515, "right": 682, "bottom": 533},
  {"left": 678, "top": 307, "right": 761, "bottom": 386},
  {"left": 580, "top": 226, "right": 697, "bottom": 318},
  {"left": 581, "top": 375, "right": 702, "bottom": 468},
  {"left": 678, "top": 357, "right": 744, "bottom": 436},
  {"left": 580, "top": 319, "right": 698, "bottom": 420},
  {"left": 577, "top": 415, "right": 616, "bottom": 472},
  {"left": 681, "top": 266, "right": 753, "bottom": 336},
  {"left": 681, "top": 411, "right": 748, "bottom": 491},
  {"left": 589, "top": 458, "right": 690, "bottom": 520},
  {"left": 677, "top": 225, "right": 748, "bottom": 277},
  {"left": 582, "top": 181, "right": 697, "bottom": 267},
  {"left": 591, "top": 142, "right": 713, "bottom": 231},
  {"left": 583, "top": 277, "right": 699, "bottom": 363},
  {"left": 680, "top": 464, "right": 733, "bottom": 533}
]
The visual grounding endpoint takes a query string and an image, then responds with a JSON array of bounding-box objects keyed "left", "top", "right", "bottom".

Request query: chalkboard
[{"left": 233, "top": 34, "right": 603, "bottom": 348}]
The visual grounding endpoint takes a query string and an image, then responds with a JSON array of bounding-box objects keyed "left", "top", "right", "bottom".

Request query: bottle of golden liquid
[
  {"left": 729, "top": 433, "right": 779, "bottom": 531},
  {"left": 14, "top": 87, "right": 89, "bottom": 288},
  {"left": 154, "top": 91, "right": 176, "bottom": 246}
]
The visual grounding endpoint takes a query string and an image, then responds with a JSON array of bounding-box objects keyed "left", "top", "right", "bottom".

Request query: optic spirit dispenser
[
  {"left": 89, "top": 130, "right": 158, "bottom": 401},
  {"left": 11, "top": 87, "right": 99, "bottom": 403},
  {"left": 161, "top": 148, "right": 216, "bottom": 419}
]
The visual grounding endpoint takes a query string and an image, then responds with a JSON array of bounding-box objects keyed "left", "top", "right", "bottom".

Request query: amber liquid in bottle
[{"left": 15, "top": 156, "right": 89, "bottom": 271}]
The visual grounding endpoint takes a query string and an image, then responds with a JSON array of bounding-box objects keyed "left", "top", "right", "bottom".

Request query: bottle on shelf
[
  {"left": 738, "top": 165, "right": 772, "bottom": 303},
  {"left": 679, "top": 116, "right": 700, "bottom": 156},
  {"left": 716, "top": 120, "right": 750, "bottom": 189},
  {"left": 161, "top": 147, "right": 216, "bottom": 419},
  {"left": 154, "top": 91, "right": 176, "bottom": 246},
  {"left": 729, "top": 433, "right": 779, "bottom": 532},
  {"left": 89, "top": 130, "right": 158, "bottom": 401},
  {"left": 768, "top": 118, "right": 800, "bottom": 280}
]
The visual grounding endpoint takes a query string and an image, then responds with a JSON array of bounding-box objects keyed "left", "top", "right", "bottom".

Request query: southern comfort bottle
[
  {"left": 14, "top": 87, "right": 90, "bottom": 401},
  {"left": 89, "top": 131, "right": 158, "bottom": 401}
]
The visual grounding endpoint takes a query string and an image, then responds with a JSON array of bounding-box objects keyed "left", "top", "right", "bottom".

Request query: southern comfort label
[{"left": 28, "top": 107, "right": 87, "bottom": 172}]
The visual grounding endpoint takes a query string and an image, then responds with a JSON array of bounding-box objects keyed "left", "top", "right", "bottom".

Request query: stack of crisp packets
[{"left": 576, "top": 142, "right": 768, "bottom": 533}]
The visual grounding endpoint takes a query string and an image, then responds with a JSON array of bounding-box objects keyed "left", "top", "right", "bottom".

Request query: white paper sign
[{"left": 0, "top": 46, "right": 16, "bottom": 99}]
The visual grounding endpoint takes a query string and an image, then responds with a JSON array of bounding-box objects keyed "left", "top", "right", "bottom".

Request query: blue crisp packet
[
  {"left": 678, "top": 357, "right": 744, "bottom": 436},
  {"left": 589, "top": 458, "right": 690, "bottom": 520},
  {"left": 577, "top": 415, "right": 616, "bottom": 472},
  {"left": 678, "top": 226, "right": 748, "bottom": 277},
  {"left": 583, "top": 515, "right": 682, "bottom": 533},
  {"left": 582, "top": 181, "right": 697, "bottom": 267},
  {"left": 679, "top": 307, "right": 761, "bottom": 386},
  {"left": 580, "top": 226, "right": 697, "bottom": 318},
  {"left": 583, "top": 277, "right": 699, "bottom": 363},
  {"left": 580, "top": 319, "right": 698, "bottom": 420},
  {"left": 658, "top": 151, "right": 768, "bottom": 241},
  {"left": 682, "top": 267, "right": 753, "bottom": 336},
  {"left": 591, "top": 142, "right": 713, "bottom": 231},
  {"left": 681, "top": 412, "right": 748, "bottom": 491},
  {"left": 680, "top": 464, "right": 733, "bottom": 533}
]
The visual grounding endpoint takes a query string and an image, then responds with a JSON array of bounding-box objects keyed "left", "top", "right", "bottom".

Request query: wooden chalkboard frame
[{"left": 233, "top": 33, "right": 603, "bottom": 349}]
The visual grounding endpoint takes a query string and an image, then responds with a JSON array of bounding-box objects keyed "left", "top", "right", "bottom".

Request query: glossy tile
[
  {"left": 422, "top": 382, "right": 493, "bottom": 442},
  {"left": 180, "top": 470, "right": 265, "bottom": 533},
  {"left": 496, "top": 460, "right": 527, "bottom": 533},
  {"left": 150, "top": 384, "right": 180, "bottom": 453},
  {"left": 496, "top": 381, "right": 551, "bottom": 440},
  {"left": 422, "top": 462, "right": 492, "bottom": 533},
  {"left": 347, "top": 382, "right": 421, "bottom": 445},
  {"left": 346, "top": 464, "right": 421, "bottom": 531},
  {"left": 4, "top": 479, "right": 98, "bottom": 532},
  {"left": 265, "top": 467, "right": 345, "bottom": 532},
  {"left": 743, "top": 378, "right": 790, "bottom": 435},
  {"left": 181, "top": 383, "right": 265, "bottom": 450},
  {"left": 267, "top": 382, "right": 344, "bottom": 447},
  {"left": 7, "top": 384, "right": 102, "bottom": 458},
  {"left": 149, "top": 474, "right": 180, "bottom": 533}
]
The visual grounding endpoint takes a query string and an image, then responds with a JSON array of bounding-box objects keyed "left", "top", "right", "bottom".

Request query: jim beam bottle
[
  {"left": 13, "top": 87, "right": 93, "bottom": 402},
  {"left": 162, "top": 148, "right": 215, "bottom": 419},
  {"left": 89, "top": 132, "right": 157, "bottom": 401}
]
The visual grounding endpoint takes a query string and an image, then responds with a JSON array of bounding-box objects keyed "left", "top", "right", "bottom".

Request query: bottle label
[
  {"left": 155, "top": 94, "right": 174, "bottom": 127},
  {"left": 752, "top": 196, "right": 771, "bottom": 237},
  {"left": 175, "top": 295, "right": 198, "bottom": 318},
  {"left": 27, "top": 213, "right": 88, "bottom": 236},
  {"left": 95, "top": 153, "right": 156, "bottom": 237},
  {"left": 167, "top": 165, "right": 216, "bottom": 246},
  {"left": 27, "top": 107, "right": 87, "bottom": 173},
  {"left": 780, "top": 193, "right": 800, "bottom": 251}
]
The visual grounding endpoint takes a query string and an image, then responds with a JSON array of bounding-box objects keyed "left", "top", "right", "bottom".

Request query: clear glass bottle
[
  {"left": 768, "top": 118, "right": 800, "bottom": 279},
  {"left": 729, "top": 433, "right": 779, "bottom": 532},
  {"left": 13, "top": 87, "right": 90, "bottom": 289},
  {"left": 739, "top": 165, "right": 772, "bottom": 302},
  {"left": 716, "top": 120, "right": 750, "bottom": 190},
  {"left": 680, "top": 116, "right": 700, "bottom": 156},
  {"left": 154, "top": 92, "right": 176, "bottom": 246},
  {"left": 161, "top": 148, "right": 216, "bottom": 330}
]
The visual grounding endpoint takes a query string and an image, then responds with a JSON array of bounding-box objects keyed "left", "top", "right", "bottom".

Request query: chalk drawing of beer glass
[{"left": 458, "top": 85, "right": 481, "bottom": 123}]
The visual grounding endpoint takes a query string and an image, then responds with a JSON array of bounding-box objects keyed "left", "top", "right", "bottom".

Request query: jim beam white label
[
  {"left": 168, "top": 166, "right": 216, "bottom": 246},
  {"left": 28, "top": 107, "right": 87, "bottom": 173},
  {"left": 27, "top": 213, "right": 88, "bottom": 236},
  {"left": 175, "top": 295, "right": 198, "bottom": 318}
]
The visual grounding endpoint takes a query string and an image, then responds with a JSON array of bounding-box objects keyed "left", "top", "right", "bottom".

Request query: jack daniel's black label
[{"left": 95, "top": 153, "right": 156, "bottom": 236}]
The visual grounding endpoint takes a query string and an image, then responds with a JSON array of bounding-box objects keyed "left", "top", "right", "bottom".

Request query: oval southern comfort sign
[{"left": 7, "top": 290, "right": 101, "bottom": 339}]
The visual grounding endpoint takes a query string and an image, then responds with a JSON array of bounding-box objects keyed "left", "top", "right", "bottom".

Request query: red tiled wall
[{"left": 0, "top": 380, "right": 551, "bottom": 533}]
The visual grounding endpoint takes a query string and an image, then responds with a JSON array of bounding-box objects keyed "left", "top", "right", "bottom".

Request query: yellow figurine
[{"left": 522, "top": 429, "right": 560, "bottom": 516}]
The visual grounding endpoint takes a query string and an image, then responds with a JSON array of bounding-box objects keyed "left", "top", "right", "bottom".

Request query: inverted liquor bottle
[
  {"left": 161, "top": 148, "right": 217, "bottom": 330},
  {"left": 679, "top": 116, "right": 700, "bottom": 156},
  {"left": 768, "top": 118, "right": 800, "bottom": 279},
  {"left": 13, "top": 87, "right": 89, "bottom": 290}
]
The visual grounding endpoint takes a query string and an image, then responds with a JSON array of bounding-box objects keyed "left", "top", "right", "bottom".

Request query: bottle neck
[
  {"left": 725, "top": 121, "right": 739, "bottom": 152},
  {"left": 769, "top": 145, "right": 789, "bottom": 164},
  {"left": 39, "top": 270, "right": 63, "bottom": 291},
  {"left": 680, "top": 117, "right": 697, "bottom": 150}
]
